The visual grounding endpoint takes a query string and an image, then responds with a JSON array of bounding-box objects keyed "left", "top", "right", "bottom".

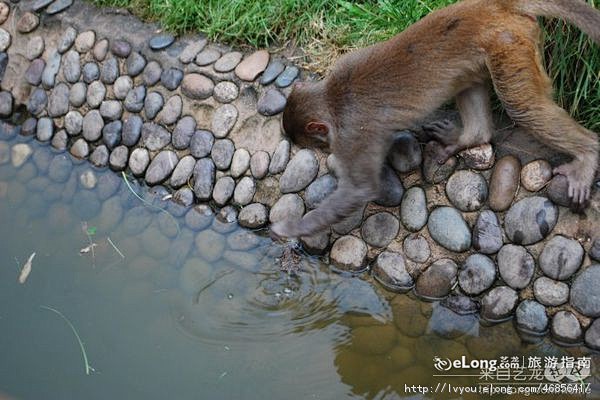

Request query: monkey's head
[{"left": 282, "top": 81, "right": 332, "bottom": 151}]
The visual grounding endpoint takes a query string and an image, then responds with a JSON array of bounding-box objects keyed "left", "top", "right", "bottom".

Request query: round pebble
[
  {"left": 515, "top": 300, "right": 548, "bottom": 336},
  {"left": 25, "top": 59, "right": 45, "bottom": 86},
  {"left": 75, "top": 31, "right": 95, "bottom": 53},
  {"left": 472, "top": 210, "right": 503, "bottom": 254},
  {"left": 36, "top": 117, "right": 53, "bottom": 141},
  {"left": 87, "top": 81, "right": 106, "bottom": 108},
  {"left": 551, "top": 311, "right": 582, "bottom": 345},
  {"left": 497, "top": 244, "right": 535, "bottom": 289},
  {"left": 373, "top": 251, "right": 414, "bottom": 292},
  {"left": 415, "top": 259, "right": 457, "bottom": 300},
  {"left": 211, "top": 104, "right": 238, "bottom": 138},
  {"left": 235, "top": 50, "right": 269, "bottom": 81},
  {"left": 250, "top": 151, "right": 270, "bottom": 179},
  {"left": 145, "top": 150, "right": 178, "bottom": 185},
  {"left": 459, "top": 144, "right": 495, "bottom": 170},
  {"left": 111, "top": 40, "right": 131, "bottom": 58},
  {"left": 93, "top": 39, "right": 108, "bottom": 61},
  {"left": 179, "top": 39, "right": 207, "bottom": 63},
  {"left": 533, "top": 277, "right": 569, "bottom": 306},
  {"left": 141, "top": 122, "right": 171, "bottom": 151},
  {"left": 156, "top": 95, "right": 182, "bottom": 125},
  {"left": 0, "top": 28, "right": 10, "bottom": 52},
  {"left": 330, "top": 235, "right": 368, "bottom": 273},
  {"left": 489, "top": 155, "right": 521, "bottom": 211},
  {"left": 269, "top": 139, "right": 290, "bottom": 174},
  {"left": 64, "top": 111, "right": 83, "bottom": 136},
  {"left": 48, "top": 83, "right": 70, "bottom": 117},
  {"left": 305, "top": 174, "right": 337, "bottom": 209},
  {"left": 458, "top": 253, "right": 496, "bottom": 296},
  {"left": 279, "top": 149, "right": 318, "bottom": 193},
  {"left": 190, "top": 130, "right": 214, "bottom": 158},
  {"left": 403, "top": 234, "right": 430, "bottom": 263},
  {"left": 126, "top": 52, "right": 146, "bottom": 77},
  {"left": 570, "top": 264, "right": 600, "bottom": 317},
  {"left": 230, "top": 148, "right": 250, "bottom": 178},
  {"left": 172, "top": 116, "right": 196, "bottom": 150},
  {"left": 269, "top": 193, "right": 304, "bottom": 224},
  {"left": 211, "top": 139, "right": 235, "bottom": 170},
  {"left": 149, "top": 34, "right": 175, "bottom": 50},
  {"left": 17, "top": 12, "right": 39, "bottom": 34},
  {"left": 361, "top": 212, "right": 399, "bottom": 248},
  {"left": 82, "top": 110, "right": 103, "bottom": 141},
  {"left": 26, "top": 36, "right": 45, "bottom": 60},
  {"left": 169, "top": 155, "right": 195, "bottom": 188},
  {"left": 214, "top": 51, "right": 242, "bottom": 72},
  {"left": 504, "top": 196, "right": 558, "bottom": 245},
  {"left": 193, "top": 158, "right": 215, "bottom": 201},
  {"left": 214, "top": 81, "right": 239, "bottom": 103},
  {"left": 260, "top": 59, "right": 285, "bottom": 85},
  {"left": 238, "top": 203, "right": 268, "bottom": 228},
  {"left": 546, "top": 175, "right": 570, "bottom": 207},
  {"left": 161, "top": 67, "right": 183, "bottom": 90},
  {"left": 27, "top": 88, "right": 46, "bottom": 115},
  {"left": 144, "top": 91, "right": 163, "bottom": 120},
  {"left": 481, "top": 286, "right": 518, "bottom": 322},
  {"left": 400, "top": 186, "right": 428, "bottom": 231},
  {"left": 195, "top": 48, "right": 220, "bottom": 65},
  {"left": 427, "top": 207, "right": 471, "bottom": 252},
  {"left": 143, "top": 61, "right": 162, "bottom": 86},
  {"left": 275, "top": 65, "right": 299, "bottom": 88},
  {"left": 124, "top": 86, "right": 146, "bottom": 113},
  {"left": 445, "top": 170, "right": 488, "bottom": 211},
  {"left": 257, "top": 88, "right": 286, "bottom": 116},
  {"left": 212, "top": 176, "right": 235, "bottom": 206},
  {"left": 0, "top": 2, "right": 9, "bottom": 25},
  {"left": 521, "top": 159, "right": 552, "bottom": 192},
  {"left": 70, "top": 138, "right": 89, "bottom": 159},
  {"left": 69, "top": 82, "right": 86, "bottom": 107},
  {"left": 128, "top": 148, "right": 150, "bottom": 176},
  {"left": 539, "top": 235, "right": 583, "bottom": 280},
  {"left": 109, "top": 145, "right": 128, "bottom": 171},
  {"left": 585, "top": 318, "right": 600, "bottom": 350}
]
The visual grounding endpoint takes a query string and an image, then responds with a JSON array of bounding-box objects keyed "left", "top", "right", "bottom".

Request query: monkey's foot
[
  {"left": 422, "top": 119, "right": 460, "bottom": 145},
  {"left": 553, "top": 160, "right": 594, "bottom": 208},
  {"left": 270, "top": 219, "right": 302, "bottom": 240}
]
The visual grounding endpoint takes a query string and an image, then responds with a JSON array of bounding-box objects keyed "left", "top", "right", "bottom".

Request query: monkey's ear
[{"left": 306, "top": 121, "right": 329, "bottom": 136}]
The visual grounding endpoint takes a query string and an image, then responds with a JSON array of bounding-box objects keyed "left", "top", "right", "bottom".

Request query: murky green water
[{"left": 0, "top": 131, "right": 598, "bottom": 400}]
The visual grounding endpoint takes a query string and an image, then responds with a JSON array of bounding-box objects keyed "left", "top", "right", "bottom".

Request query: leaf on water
[
  {"left": 86, "top": 226, "right": 97, "bottom": 236},
  {"left": 18, "top": 252, "right": 36, "bottom": 284},
  {"left": 80, "top": 243, "right": 98, "bottom": 254}
]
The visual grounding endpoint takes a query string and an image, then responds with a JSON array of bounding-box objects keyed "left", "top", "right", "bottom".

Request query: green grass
[{"left": 91, "top": 0, "right": 600, "bottom": 130}]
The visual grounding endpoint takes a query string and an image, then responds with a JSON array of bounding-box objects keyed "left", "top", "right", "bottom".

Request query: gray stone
[
  {"left": 111, "top": 40, "right": 131, "bottom": 58},
  {"left": 108, "top": 145, "right": 128, "bottom": 171},
  {"left": 504, "top": 196, "right": 558, "bottom": 245},
  {"left": 195, "top": 229, "right": 225, "bottom": 262},
  {"left": 141, "top": 122, "right": 170, "bottom": 151},
  {"left": 100, "top": 58, "right": 118, "bottom": 84},
  {"left": 145, "top": 150, "right": 178, "bottom": 185},
  {"left": 213, "top": 206, "right": 238, "bottom": 234},
  {"left": 185, "top": 205, "right": 214, "bottom": 230},
  {"left": 27, "top": 88, "right": 46, "bottom": 115},
  {"left": 190, "top": 130, "right": 214, "bottom": 158},
  {"left": 35, "top": 117, "right": 53, "bottom": 141},
  {"left": 497, "top": 244, "right": 535, "bottom": 289},
  {"left": 373, "top": 251, "right": 414, "bottom": 291},
  {"left": 143, "top": 61, "right": 162, "bottom": 86},
  {"left": 275, "top": 65, "right": 299, "bottom": 88},
  {"left": 230, "top": 148, "right": 250, "bottom": 178},
  {"left": 193, "top": 158, "right": 215, "bottom": 201},
  {"left": 422, "top": 141, "right": 457, "bottom": 183},
  {"left": 122, "top": 115, "right": 143, "bottom": 146},
  {"left": 86, "top": 81, "right": 106, "bottom": 108},
  {"left": 99, "top": 100, "right": 122, "bottom": 121},
  {"left": 26, "top": 36, "right": 45, "bottom": 60},
  {"left": 233, "top": 176, "right": 255, "bottom": 206},
  {"left": 0, "top": 91, "right": 11, "bottom": 117},
  {"left": 590, "top": 238, "right": 600, "bottom": 262},
  {"left": 128, "top": 147, "right": 149, "bottom": 176},
  {"left": 156, "top": 95, "right": 182, "bottom": 125},
  {"left": 172, "top": 116, "right": 196, "bottom": 149},
  {"left": 46, "top": 0, "right": 73, "bottom": 15},
  {"left": 489, "top": 155, "right": 521, "bottom": 211},
  {"left": 211, "top": 139, "right": 235, "bottom": 170},
  {"left": 521, "top": 159, "right": 552, "bottom": 192},
  {"left": 235, "top": 50, "right": 269, "bottom": 81},
  {"left": 126, "top": 52, "right": 146, "bottom": 77},
  {"left": 458, "top": 254, "right": 496, "bottom": 296},
  {"left": 48, "top": 83, "right": 70, "bottom": 117},
  {"left": 179, "top": 38, "right": 207, "bottom": 63},
  {"left": 585, "top": 318, "right": 600, "bottom": 350},
  {"left": 481, "top": 286, "right": 518, "bottom": 322},
  {"left": 91, "top": 38, "right": 108, "bottom": 61},
  {"left": 21, "top": 118, "right": 37, "bottom": 136},
  {"left": 239, "top": 203, "right": 268, "bottom": 228},
  {"left": 70, "top": 138, "right": 89, "bottom": 159},
  {"left": 472, "top": 210, "right": 503, "bottom": 254},
  {"left": 376, "top": 165, "right": 404, "bottom": 207},
  {"left": 269, "top": 139, "right": 290, "bottom": 174},
  {"left": 144, "top": 91, "right": 163, "bottom": 120},
  {"left": 80, "top": 62, "right": 100, "bottom": 83},
  {"left": 169, "top": 155, "right": 195, "bottom": 188},
  {"left": 415, "top": 259, "right": 457, "bottom": 300},
  {"left": 571, "top": 264, "right": 600, "bottom": 317},
  {"left": 61, "top": 50, "right": 80, "bottom": 83},
  {"left": 533, "top": 277, "right": 569, "bottom": 306},
  {"left": 113, "top": 75, "right": 132, "bottom": 99},
  {"left": 160, "top": 67, "right": 183, "bottom": 90},
  {"left": 212, "top": 176, "right": 235, "bottom": 206},
  {"left": 305, "top": 174, "right": 337, "bottom": 209},
  {"left": 102, "top": 120, "right": 122, "bottom": 149},
  {"left": 269, "top": 193, "right": 304, "bottom": 223},
  {"left": 403, "top": 234, "right": 430, "bottom": 263},
  {"left": 0, "top": 52, "right": 6, "bottom": 81},
  {"left": 257, "top": 88, "right": 286, "bottom": 116},
  {"left": 48, "top": 154, "right": 72, "bottom": 182},
  {"left": 400, "top": 186, "right": 428, "bottom": 231},
  {"left": 459, "top": 143, "right": 495, "bottom": 170},
  {"left": 547, "top": 175, "right": 570, "bottom": 207},
  {"left": 69, "top": 82, "right": 86, "bottom": 107},
  {"left": 79, "top": 170, "right": 97, "bottom": 190},
  {"left": 211, "top": 104, "right": 238, "bottom": 138},
  {"left": 214, "top": 81, "right": 239, "bottom": 103},
  {"left": 25, "top": 58, "right": 45, "bottom": 85},
  {"left": 124, "top": 86, "right": 146, "bottom": 113},
  {"left": 42, "top": 49, "right": 61, "bottom": 88},
  {"left": 445, "top": 170, "right": 488, "bottom": 212},
  {"left": 17, "top": 12, "right": 39, "bottom": 33},
  {"left": 195, "top": 48, "right": 220, "bottom": 65},
  {"left": 330, "top": 235, "right": 368, "bottom": 273},
  {"left": 389, "top": 131, "right": 422, "bottom": 172},
  {"left": 180, "top": 72, "right": 214, "bottom": 100},
  {"left": 74, "top": 30, "right": 95, "bottom": 52},
  {"left": 361, "top": 212, "right": 399, "bottom": 248},
  {"left": 58, "top": 27, "right": 77, "bottom": 53},
  {"left": 173, "top": 187, "right": 194, "bottom": 207},
  {"left": 82, "top": 110, "right": 103, "bottom": 141},
  {"left": 515, "top": 300, "right": 548, "bottom": 335},
  {"left": 64, "top": 111, "right": 83, "bottom": 136},
  {"left": 90, "top": 145, "right": 109, "bottom": 167},
  {"left": 250, "top": 151, "right": 270, "bottom": 179},
  {"left": 280, "top": 149, "right": 318, "bottom": 193},
  {"left": 539, "top": 235, "right": 584, "bottom": 280},
  {"left": 551, "top": 311, "right": 582, "bottom": 345},
  {"left": 260, "top": 59, "right": 285, "bottom": 85},
  {"left": 214, "top": 51, "right": 242, "bottom": 72},
  {"left": 149, "top": 34, "right": 175, "bottom": 50},
  {"left": 427, "top": 207, "right": 471, "bottom": 252}
]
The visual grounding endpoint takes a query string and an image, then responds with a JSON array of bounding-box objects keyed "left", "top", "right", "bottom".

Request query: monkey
[{"left": 271, "top": 0, "right": 600, "bottom": 240}]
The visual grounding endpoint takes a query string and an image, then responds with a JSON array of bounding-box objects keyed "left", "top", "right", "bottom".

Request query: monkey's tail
[{"left": 515, "top": 0, "right": 600, "bottom": 43}]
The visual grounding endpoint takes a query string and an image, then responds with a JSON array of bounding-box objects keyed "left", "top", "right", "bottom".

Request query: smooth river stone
[
  {"left": 141, "top": 122, "right": 171, "bottom": 151},
  {"left": 570, "top": 264, "right": 600, "bottom": 317},
  {"left": 268, "top": 139, "right": 290, "bottom": 174},
  {"left": 372, "top": 251, "right": 414, "bottom": 292},
  {"left": 128, "top": 148, "right": 150, "bottom": 176},
  {"left": 214, "top": 51, "right": 242, "bottom": 72},
  {"left": 169, "top": 155, "right": 195, "bottom": 188},
  {"left": 458, "top": 253, "right": 496, "bottom": 296},
  {"left": 515, "top": 300, "right": 548, "bottom": 336},
  {"left": 211, "top": 104, "right": 238, "bottom": 138},
  {"left": 521, "top": 159, "right": 552, "bottom": 192},
  {"left": 427, "top": 207, "right": 471, "bottom": 252},
  {"left": 539, "top": 235, "right": 583, "bottom": 280},
  {"left": 481, "top": 286, "right": 518, "bottom": 322},
  {"left": 403, "top": 234, "right": 430, "bottom": 263},
  {"left": 471, "top": 210, "right": 503, "bottom": 254},
  {"left": 504, "top": 196, "right": 557, "bottom": 245},
  {"left": 546, "top": 175, "right": 570, "bottom": 207},
  {"left": 330, "top": 235, "right": 368, "bottom": 273},
  {"left": 551, "top": 311, "right": 583, "bottom": 345},
  {"left": 149, "top": 34, "right": 175, "bottom": 50},
  {"left": 235, "top": 50, "right": 269, "bottom": 81},
  {"left": 193, "top": 158, "right": 215, "bottom": 201},
  {"left": 279, "top": 149, "right": 318, "bottom": 193},
  {"left": 445, "top": 170, "right": 488, "bottom": 212},
  {"left": 238, "top": 203, "right": 268, "bottom": 229},
  {"left": 181, "top": 73, "right": 213, "bottom": 100},
  {"left": 388, "top": 131, "right": 422, "bottom": 173},
  {"left": 415, "top": 259, "right": 457, "bottom": 300},
  {"left": 489, "top": 155, "right": 521, "bottom": 211},
  {"left": 304, "top": 174, "right": 337, "bottom": 209},
  {"left": 257, "top": 88, "right": 286, "bottom": 116},
  {"left": 211, "top": 139, "right": 235, "bottom": 170},
  {"left": 458, "top": 143, "right": 495, "bottom": 170},
  {"left": 497, "top": 244, "right": 535, "bottom": 289},
  {"left": 179, "top": 38, "right": 207, "bottom": 63},
  {"left": 585, "top": 318, "right": 600, "bottom": 350},
  {"left": 269, "top": 193, "right": 304, "bottom": 224},
  {"left": 145, "top": 151, "right": 178, "bottom": 185},
  {"left": 361, "top": 212, "right": 399, "bottom": 248},
  {"left": 172, "top": 115, "right": 196, "bottom": 149},
  {"left": 230, "top": 148, "right": 250, "bottom": 178},
  {"left": 533, "top": 277, "right": 569, "bottom": 306},
  {"left": 260, "top": 59, "right": 285, "bottom": 85}
]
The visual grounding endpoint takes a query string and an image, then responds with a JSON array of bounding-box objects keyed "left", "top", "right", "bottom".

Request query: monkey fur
[{"left": 272, "top": 0, "right": 600, "bottom": 240}]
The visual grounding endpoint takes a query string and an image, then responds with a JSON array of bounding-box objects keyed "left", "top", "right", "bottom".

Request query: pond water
[{"left": 0, "top": 131, "right": 598, "bottom": 400}]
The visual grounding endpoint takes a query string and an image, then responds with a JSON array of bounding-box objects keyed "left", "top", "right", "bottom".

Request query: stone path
[{"left": 1, "top": 0, "right": 600, "bottom": 350}]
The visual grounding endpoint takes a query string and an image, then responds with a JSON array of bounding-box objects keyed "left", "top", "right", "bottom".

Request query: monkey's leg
[
  {"left": 423, "top": 84, "right": 493, "bottom": 163},
  {"left": 487, "top": 45, "right": 599, "bottom": 206}
]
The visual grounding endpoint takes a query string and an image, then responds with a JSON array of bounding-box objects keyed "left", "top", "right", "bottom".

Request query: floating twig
[
  {"left": 40, "top": 305, "right": 95, "bottom": 375},
  {"left": 18, "top": 252, "right": 36, "bottom": 284},
  {"left": 194, "top": 269, "right": 235, "bottom": 304},
  {"left": 107, "top": 236, "right": 125, "bottom": 259}
]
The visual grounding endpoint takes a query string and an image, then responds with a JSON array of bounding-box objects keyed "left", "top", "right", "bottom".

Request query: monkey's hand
[
  {"left": 270, "top": 219, "right": 304, "bottom": 241},
  {"left": 553, "top": 160, "right": 594, "bottom": 209}
]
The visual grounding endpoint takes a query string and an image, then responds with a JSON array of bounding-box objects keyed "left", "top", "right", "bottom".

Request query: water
[{"left": 0, "top": 132, "right": 598, "bottom": 400}]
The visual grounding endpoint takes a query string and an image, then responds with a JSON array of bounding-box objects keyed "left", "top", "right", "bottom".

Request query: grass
[{"left": 91, "top": 0, "right": 600, "bottom": 130}]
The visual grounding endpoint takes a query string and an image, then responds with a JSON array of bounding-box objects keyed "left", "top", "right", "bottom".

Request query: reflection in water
[{"left": 0, "top": 130, "right": 599, "bottom": 399}]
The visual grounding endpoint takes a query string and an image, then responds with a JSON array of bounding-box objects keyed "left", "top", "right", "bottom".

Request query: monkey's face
[{"left": 282, "top": 83, "right": 331, "bottom": 151}]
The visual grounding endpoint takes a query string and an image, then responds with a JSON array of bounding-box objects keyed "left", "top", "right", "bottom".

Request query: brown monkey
[{"left": 271, "top": 0, "right": 600, "bottom": 239}]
